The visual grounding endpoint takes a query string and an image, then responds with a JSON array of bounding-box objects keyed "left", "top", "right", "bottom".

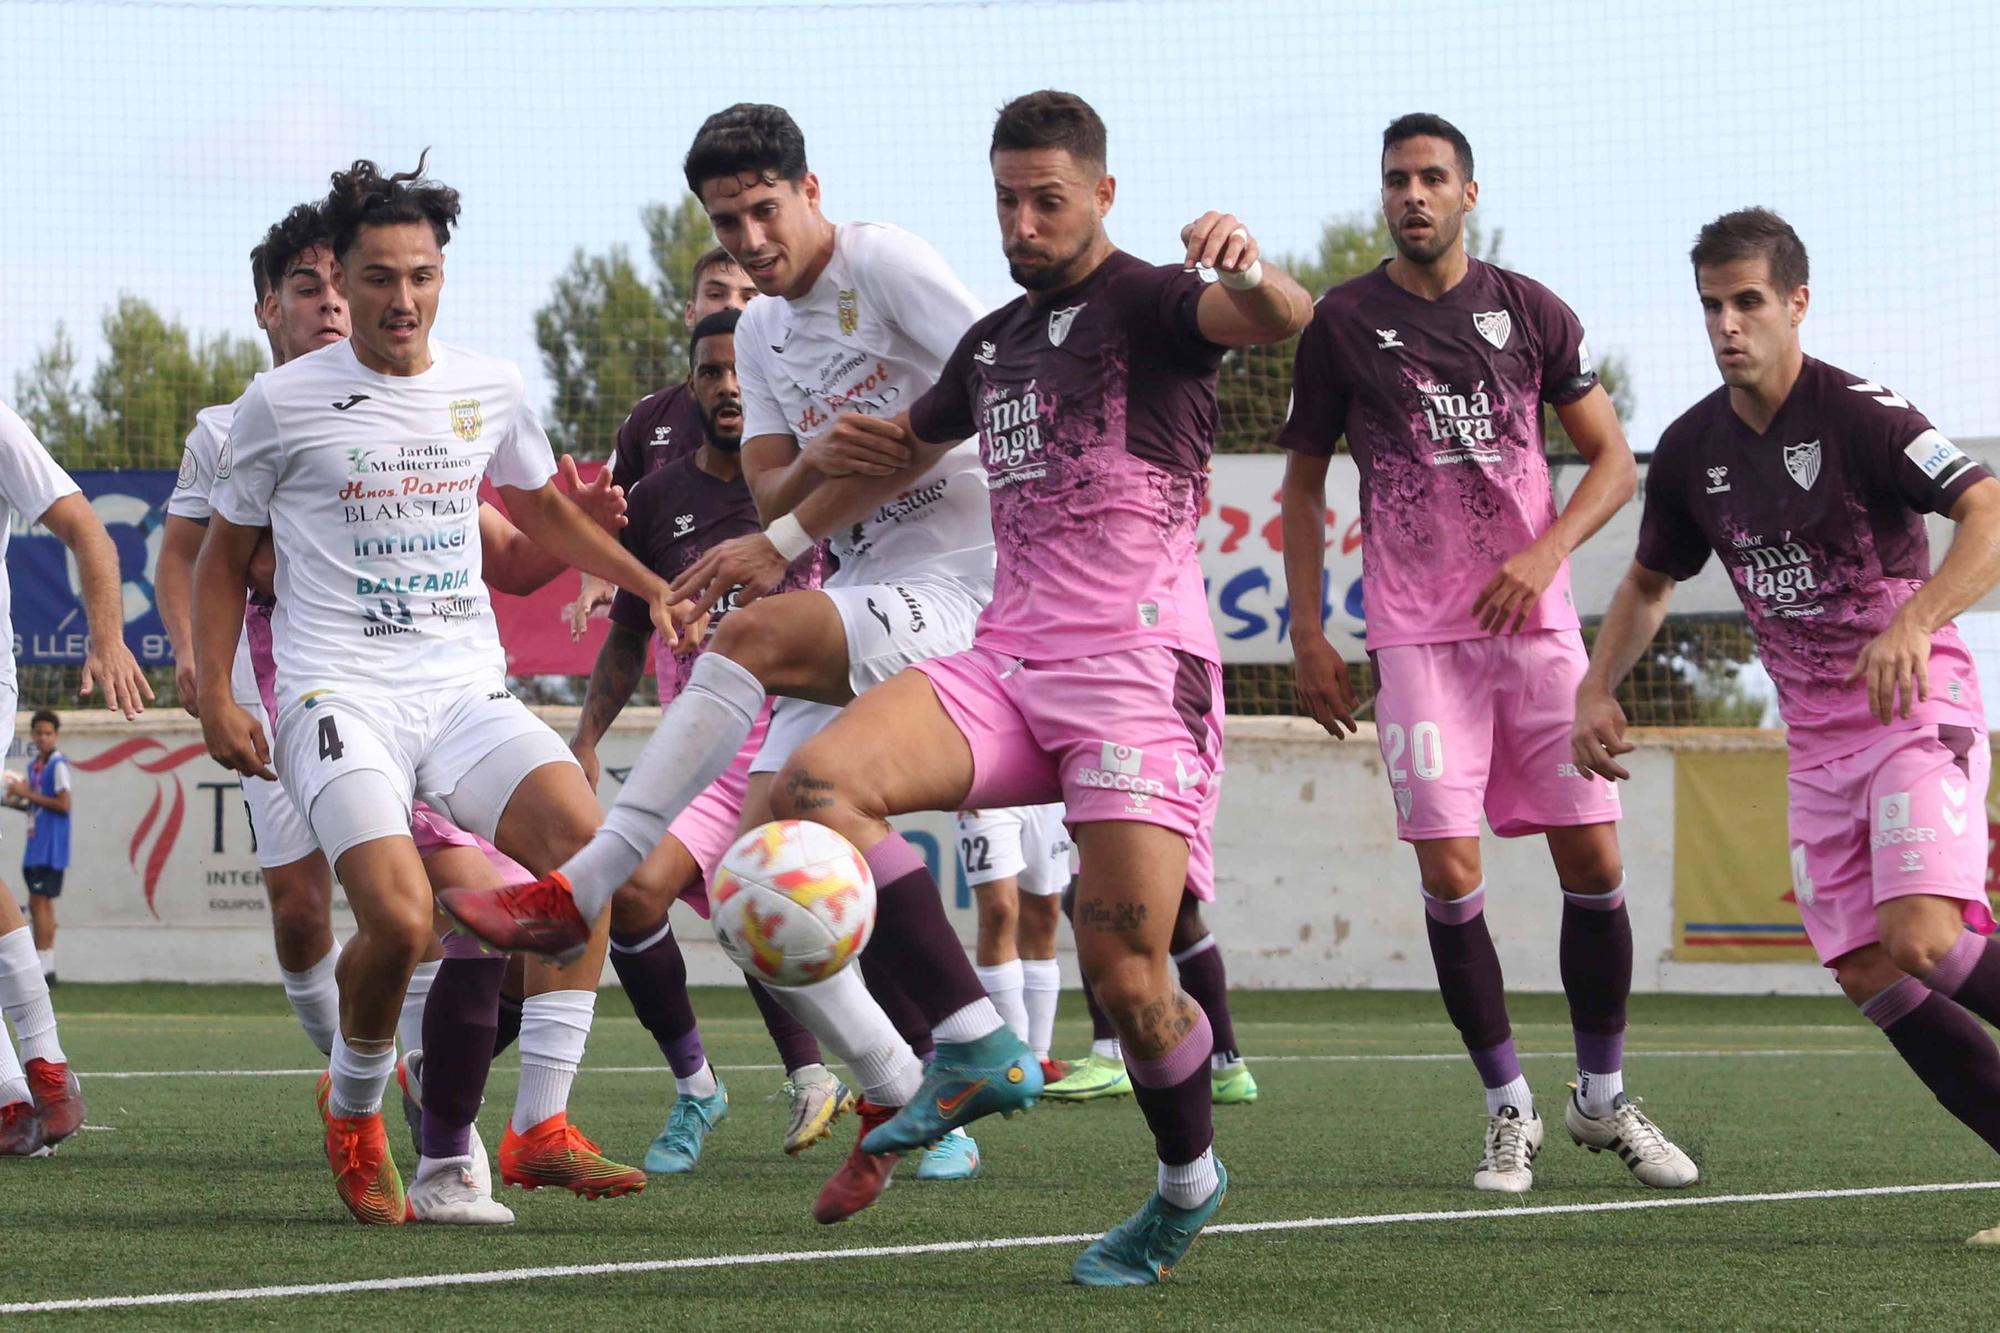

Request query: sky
[{"left": 4, "top": 0, "right": 1998, "bottom": 452}]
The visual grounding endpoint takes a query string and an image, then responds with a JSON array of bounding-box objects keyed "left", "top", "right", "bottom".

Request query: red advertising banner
[{"left": 481, "top": 461, "right": 644, "bottom": 677}]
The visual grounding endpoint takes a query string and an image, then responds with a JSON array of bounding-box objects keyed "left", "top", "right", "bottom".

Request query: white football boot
[
  {"left": 1565, "top": 1091, "right": 1698, "bottom": 1188},
  {"left": 1472, "top": 1104, "right": 1543, "bottom": 1193},
  {"left": 410, "top": 1139, "right": 515, "bottom": 1226}
]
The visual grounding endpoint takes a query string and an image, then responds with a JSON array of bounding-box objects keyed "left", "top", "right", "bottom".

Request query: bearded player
[
  {"left": 1277, "top": 114, "right": 1695, "bottom": 1193},
  {"left": 1580, "top": 208, "right": 2000, "bottom": 1245}
]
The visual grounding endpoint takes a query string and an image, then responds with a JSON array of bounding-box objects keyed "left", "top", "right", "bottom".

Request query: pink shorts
[
  {"left": 410, "top": 801, "right": 529, "bottom": 884},
  {"left": 661, "top": 705, "right": 772, "bottom": 920},
  {"left": 1371, "top": 630, "right": 1621, "bottom": 842},
  {"left": 913, "top": 644, "right": 1224, "bottom": 900},
  {"left": 1788, "top": 723, "right": 1995, "bottom": 966}
]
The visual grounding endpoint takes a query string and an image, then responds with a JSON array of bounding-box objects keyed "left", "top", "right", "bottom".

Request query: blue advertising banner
[{"left": 8, "top": 469, "right": 176, "bottom": 665}]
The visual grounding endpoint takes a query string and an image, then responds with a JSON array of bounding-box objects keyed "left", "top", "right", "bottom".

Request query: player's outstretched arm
[
  {"left": 156, "top": 513, "right": 207, "bottom": 714},
  {"left": 193, "top": 515, "right": 275, "bottom": 780},
  {"left": 1474, "top": 386, "right": 1638, "bottom": 635},
  {"left": 1848, "top": 476, "right": 2000, "bottom": 725},
  {"left": 1573, "top": 561, "right": 1677, "bottom": 781},
  {"left": 38, "top": 492, "right": 152, "bottom": 719},
  {"left": 570, "top": 621, "right": 648, "bottom": 790},
  {"left": 1279, "top": 450, "right": 1360, "bottom": 737},
  {"left": 1185, "top": 213, "right": 1312, "bottom": 346}
]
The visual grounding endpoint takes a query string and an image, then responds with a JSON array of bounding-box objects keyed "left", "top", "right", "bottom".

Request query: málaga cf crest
[
  {"left": 1472, "top": 309, "right": 1512, "bottom": 349},
  {"left": 1783, "top": 440, "right": 1821, "bottom": 491},
  {"left": 449, "top": 398, "right": 483, "bottom": 443}
]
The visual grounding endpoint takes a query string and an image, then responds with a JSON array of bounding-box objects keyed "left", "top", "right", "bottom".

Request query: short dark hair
[
  {"left": 1381, "top": 112, "right": 1474, "bottom": 181},
  {"left": 689, "top": 307, "right": 741, "bottom": 367},
  {"left": 1689, "top": 207, "right": 1809, "bottom": 293},
  {"left": 683, "top": 104, "right": 809, "bottom": 198},
  {"left": 688, "top": 245, "right": 741, "bottom": 290},
  {"left": 29, "top": 710, "right": 58, "bottom": 731},
  {"left": 252, "top": 202, "right": 334, "bottom": 301},
  {"left": 990, "top": 90, "right": 1107, "bottom": 171},
  {"left": 322, "top": 151, "right": 461, "bottom": 258}
]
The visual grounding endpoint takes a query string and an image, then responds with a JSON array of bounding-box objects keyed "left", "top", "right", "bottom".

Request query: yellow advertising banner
[{"left": 1673, "top": 748, "right": 1814, "bottom": 961}]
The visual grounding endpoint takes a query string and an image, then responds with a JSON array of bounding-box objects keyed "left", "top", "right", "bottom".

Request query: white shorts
[
  {"left": 241, "top": 772, "right": 319, "bottom": 869},
  {"left": 272, "top": 677, "right": 575, "bottom": 861},
  {"left": 956, "top": 803, "right": 1073, "bottom": 896},
  {"left": 750, "top": 576, "right": 989, "bottom": 776}
]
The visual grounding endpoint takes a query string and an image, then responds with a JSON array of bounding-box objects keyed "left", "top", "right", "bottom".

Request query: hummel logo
[
  {"left": 1375, "top": 328, "right": 1403, "bottom": 349},
  {"left": 974, "top": 341, "right": 997, "bottom": 365},
  {"left": 332, "top": 393, "right": 371, "bottom": 411},
  {"left": 1706, "top": 466, "right": 1731, "bottom": 494}
]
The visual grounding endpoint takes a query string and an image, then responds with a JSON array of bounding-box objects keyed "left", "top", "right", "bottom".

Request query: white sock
[
  {"left": 1486, "top": 1075, "right": 1534, "bottom": 1118},
  {"left": 1092, "top": 1037, "right": 1121, "bottom": 1061},
  {"left": 328, "top": 1031, "right": 396, "bottom": 1118},
  {"left": 1576, "top": 1067, "right": 1624, "bottom": 1117},
  {"left": 0, "top": 927, "right": 62, "bottom": 1065},
  {"left": 675, "top": 1061, "right": 720, "bottom": 1099},
  {"left": 399, "top": 959, "right": 440, "bottom": 1056},
  {"left": 974, "top": 960, "right": 1028, "bottom": 1043},
  {"left": 279, "top": 940, "right": 342, "bottom": 1058},
  {"left": 513, "top": 989, "right": 596, "bottom": 1133},
  {"left": 565, "top": 654, "right": 766, "bottom": 919},
  {"left": 1158, "top": 1147, "right": 1220, "bottom": 1209},
  {"left": 0, "top": 1029, "right": 27, "bottom": 1106},
  {"left": 933, "top": 997, "right": 1005, "bottom": 1044},
  {"left": 768, "top": 968, "right": 922, "bottom": 1107},
  {"left": 1020, "top": 958, "right": 1061, "bottom": 1059},
  {"left": 36, "top": 948, "right": 54, "bottom": 976}
]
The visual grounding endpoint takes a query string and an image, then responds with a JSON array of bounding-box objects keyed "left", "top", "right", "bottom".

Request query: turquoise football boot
[
  {"left": 643, "top": 1079, "right": 729, "bottom": 1174},
  {"left": 915, "top": 1126, "right": 982, "bottom": 1180},
  {"left": 1072, "top": 1160, "right": 1228, "bottom": 1286},
  {"left": 861, "top": 1027, "right": 1041, "bottom": 1154}
]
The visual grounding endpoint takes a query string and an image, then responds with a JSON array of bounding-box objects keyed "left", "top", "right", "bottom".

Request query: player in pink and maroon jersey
[
  {"left": 1580, "top": 208, "right": 2000, "bottom": 1244},
  {"left": 1279, "top": 114, "right": 1695, "bottom": 1193}
]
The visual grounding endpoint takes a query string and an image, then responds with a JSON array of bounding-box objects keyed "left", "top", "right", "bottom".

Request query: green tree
[
  {"left": 534, "top": 195, "right": 716, "bottom": 456},
  {"left": 13, "top": 296, "right": 262, "bottom": 469},
  {"left": 1213, "top": 211, "right": 1630, "bottom": 457}
]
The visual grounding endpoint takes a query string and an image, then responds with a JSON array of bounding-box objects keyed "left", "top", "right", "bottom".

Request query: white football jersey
[
  {"left": 170, "top": 397, "right": 265, "bottom": 706},
  {"left": 736, "top": 221, "right": 994, "bottom": 590},
  {"left": 0, "top": 401, "right": 83, "bottom": 693},
  {"left": 210, "top": 339, "right": 557, "bottom": 698}
]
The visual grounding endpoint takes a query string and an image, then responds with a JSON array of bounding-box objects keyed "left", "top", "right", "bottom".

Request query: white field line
[
  {"left": 78, "top": 1047, "right": 1887, "bottom": 1079},
  {"left": 4, "top": 1180, "right": 1996, "bottom": 1316}
]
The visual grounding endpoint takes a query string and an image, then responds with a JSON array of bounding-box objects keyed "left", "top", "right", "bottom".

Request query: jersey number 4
[{"left": 317, "top": 715, "right": 345, "bottom": 763}]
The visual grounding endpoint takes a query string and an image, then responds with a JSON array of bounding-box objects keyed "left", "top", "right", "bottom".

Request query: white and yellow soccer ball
[{"left": 711, "top": 820, "right": 876, "bottom": 988}]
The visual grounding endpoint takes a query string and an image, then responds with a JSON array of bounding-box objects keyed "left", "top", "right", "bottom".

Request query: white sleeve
[
  {"left": 210, "top": 382, "right": 282, "bottom": 527},
  {"left": 166, "top": 417, "right": 218, "bottom": 520},
  {"left": 484, "top": 365, "right": 560, "bottom": 490},
  {"left": 50, "top": 759, "right": 69, "bottom": 795},
  {"left": 861, "top": 227, "right": 987, "bottom": 364},
  {"left": 0, "top": 401, "right": 82, "bottom": 528},
  {"left": 736, "top": 311, "right": 791, "bottom": 442}
]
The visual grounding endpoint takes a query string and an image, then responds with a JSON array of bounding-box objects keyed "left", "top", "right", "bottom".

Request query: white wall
[{"left": 7, "top": 710, "right": 1831, "bottom": 996}]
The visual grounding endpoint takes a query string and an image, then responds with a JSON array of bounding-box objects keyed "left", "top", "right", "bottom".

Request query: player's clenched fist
[
  {"left": 1180, "top": 211, "right": 1259, "bottom": 279},
  {"left": 201, "top": 698, "right": 278, "bottom": 782}
]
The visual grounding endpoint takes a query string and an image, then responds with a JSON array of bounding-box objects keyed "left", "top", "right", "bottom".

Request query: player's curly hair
[
  {"left": 683, "top": 104, "right": 808, "bottom": 199},
  {"left": 249, "top": 202, "right": 334, "bottom": 301},
  {"left": 322, "top": 150, "right": 461, "bottom": 258},
  {"left": 1381, "top": 113, "right": 1473, "bottom": 182},
  {"left": 688, "top": 306, "right": 741, "bottom": 366},
  {"left": 990, "top": 90, "right": 1106, "bottom": 172},
  {"left": 1690, "top": 208, "right": 1809, "bottom": 294}
]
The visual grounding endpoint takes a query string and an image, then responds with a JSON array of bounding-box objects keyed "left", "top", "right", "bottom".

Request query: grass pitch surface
[{"left": 4, "top": 986, "right": 1997, "bottom": 1329}]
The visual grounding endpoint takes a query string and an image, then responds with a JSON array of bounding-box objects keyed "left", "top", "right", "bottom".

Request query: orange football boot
[
  {"left": 24, "top": 1059, "right": 84, "bottom": 1145},
  {"left": 437, "top": 873, "right": 590, "bottom": 963},
  {"left": 499, "top": 1112, "right": 647, "bottom": 1199},
  {"left": 325, "top": 1109, "right": 408, "bottom": 1225}
]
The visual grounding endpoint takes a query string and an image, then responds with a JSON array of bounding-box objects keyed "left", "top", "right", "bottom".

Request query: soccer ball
[{"left": 710, "top": 820, "right": 876, "bottom": 987}]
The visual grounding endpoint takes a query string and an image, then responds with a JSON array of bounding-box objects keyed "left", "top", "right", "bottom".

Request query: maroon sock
[
  {"left": 1124, "top": 1009, "right": 1215, "bottom": 1165},
  {"left": 1865, "top": 977, "right": 2000, "bottom": 1153},
  {"left": 1560, "top": 885, "right": 1632, "bottom": 1076},
  {"left": 858, "top": 836, "right": 986, "bottom": 1029},
  {"left": 859, "top": 948, "right": 935, "bottom": 1061},
  {"left": 419, "top": 953, "right": 504, "bottom": 1160},
  {"left": 1424, "top": 889, "right": 1515, "bottom": 1061},
  {"left": 491, "top": 991, "right": 523, "bottom": 1058},
  {"left": 1081, "top": 972, "right": 1116, "bottom": 1043},
  {"left": 746, "top": 977, "right": 825, "bottom": 1074},
  {"left": 1925, "top": 932, "right": 2000, "bottom": 1030},
  {"left": 1171, "top": 935, "right": 1239, "bottom": 1064},
  {"left": 608, "top": 914, "right": 706, "bottom": 1079}
]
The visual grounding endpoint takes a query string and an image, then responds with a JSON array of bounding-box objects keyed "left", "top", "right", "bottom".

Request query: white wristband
[
  {"left": 1219, "top": 259, "right": 1264, "bottom": 291},
  {"left": 765, "top": 512, "right": 813, "bottom": 563}
]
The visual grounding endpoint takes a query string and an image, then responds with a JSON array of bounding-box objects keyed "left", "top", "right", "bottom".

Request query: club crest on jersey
[
  {"left": 1472, "top": 310, "right": 1512, "bottom": 350},
  {"left": 175, "top": 448, "right": 196, "bottom": 490},
  {"left": 1048, "top": 303, "right": 1086, "bottom": 348},
  {"left": 449, "top": 398, "right": 483, "bottom": 443},
  {"left": 1783, "top": 440, "right": 1822, "bottom": 491},
  {"left": 837, "top": 289, "right": 859, "bottom": 337}
]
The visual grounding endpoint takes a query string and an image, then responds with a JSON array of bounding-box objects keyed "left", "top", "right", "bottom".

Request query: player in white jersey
[
  {"left": 195, "top": 156, "right": 688, "bottom": 1225},
  {"left": 0, "top": 400, "right": 150, "bottom": 1157},
  {"left": 955, "top": 803, "right": 1071, "bottom": 1070},
  {"left": 442, "top": 104, "right": 1025, "bottom": 1219}
]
